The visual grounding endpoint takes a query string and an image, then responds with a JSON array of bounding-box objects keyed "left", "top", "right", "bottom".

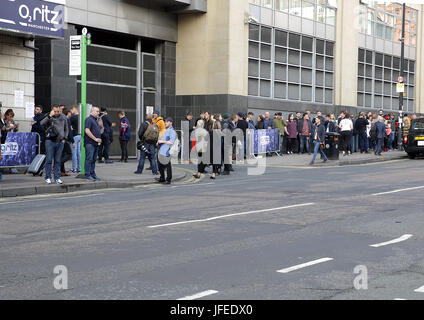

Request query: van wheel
[{"left": 408, "top": 153, "right": 416, "bottom": 159}]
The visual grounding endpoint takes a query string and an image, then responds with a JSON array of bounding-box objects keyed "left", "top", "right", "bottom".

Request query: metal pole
[
  {"left": 80, "top": 33, "right": 87, "bottom": 175},
  {"left": 398, "top": 3, "right": 406, "bottom": 150},
  {"left": 80, "top": 29, "right": 91, "bottom": 176}
]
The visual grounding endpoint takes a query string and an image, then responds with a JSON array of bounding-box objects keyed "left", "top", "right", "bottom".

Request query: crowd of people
[{"left": 0, "top": 104, "right": 421, "bottom": 183}]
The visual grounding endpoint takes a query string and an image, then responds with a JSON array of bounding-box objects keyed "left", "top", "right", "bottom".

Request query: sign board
[
  {"left": 146, "top": 106, "right": 154, "bottom": 115},
  {"left": 14, "top": 90, "right": 24, "bottom": 108},
  {"left": 0, "top": 133, "right": 39, "bottom": 167},
  {"left": 69, "top": 35, "right": 82, "bottom": 76},
  {"left": 0, "top": 0, "right": 65, "bottom": 38},
  {"left": 397, "top": 76, "right": 404, "bottom": 83},
  {"left": 25, "top": 102, "right": 34, "bottom": 119},
  {"left": 396, "top": 83, "right": 405, "bottom": 93}
]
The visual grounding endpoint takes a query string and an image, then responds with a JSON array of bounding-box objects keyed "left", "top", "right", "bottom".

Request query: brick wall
[{"left": 0, "top": 34, "right": 35, "bottom": 133}]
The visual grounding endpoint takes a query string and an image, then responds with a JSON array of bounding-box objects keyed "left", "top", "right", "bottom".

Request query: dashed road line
[
  {"left": 276, "top": 258, "right": 334, "bottom": 274},
  {"left": 148, "top": 203, "right": 314, "bottom": 228},
  {"left": 177, "top": 290, "right": 218, "bottom": 300},
  {"left": 372, "top": 186, "right": 424, "bottom": 196},
  {"left": 414, "top": 285, "right": 424, "bottom": 293},
  {"left": 370, "top": 234, "right": 413, "bottom": 248}
]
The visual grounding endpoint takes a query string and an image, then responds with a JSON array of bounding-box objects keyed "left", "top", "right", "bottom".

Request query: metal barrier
[{"left": 0, "top": 132, "right": 41, "bottom": 169}]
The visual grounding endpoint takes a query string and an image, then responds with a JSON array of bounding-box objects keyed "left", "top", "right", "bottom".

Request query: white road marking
[
  {"left": 372, "top": 186, "right": 424, "bottom": 196},
  {"left": 177, "top": 290, "right": 218, "bottom": 300},
  {"left": 148, "top": 203, "right": 315, "bottom": 228},
  {"left": 394, "top": 298, "right": 407, "bottom": 300},
  {"left": 414, "top": 285, "right": 424, "bottom": 293},
  {"left": 171, "top": 183, "right": 215, "bottom": 188},
  {"left": 370, "top": 234, "right": 413, "bottom": 248},
  {"left": 276, "top": 257, "right": 334, "bottom": 274},
  {"left": 0, "top": 193, "right": 105, "bottom": 206}
]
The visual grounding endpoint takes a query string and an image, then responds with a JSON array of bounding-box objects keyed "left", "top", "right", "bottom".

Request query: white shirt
[{"left": 340, "top": 118, "right": 353, "bottom": 132}]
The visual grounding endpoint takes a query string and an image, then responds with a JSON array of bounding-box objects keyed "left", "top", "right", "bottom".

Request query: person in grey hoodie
[{"left": 40, "top": 105, "right": 69, "bottom": 184}]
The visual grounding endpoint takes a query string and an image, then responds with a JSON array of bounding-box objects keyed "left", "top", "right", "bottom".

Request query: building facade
[{"left": 1, "top": 0, "right": 423, "bottom": 156}]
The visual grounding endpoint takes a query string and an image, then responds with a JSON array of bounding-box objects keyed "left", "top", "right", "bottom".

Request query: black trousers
[
  {"left": 197, "top": 152, "right": 208, "bottom": 173},
  {"left": 120, "top": 140, "right": 128, "bottom": 161},
  {"left": 158, "top": 157, "right": 172, "bottom": 182},
  {"left": 341, "top": 131, "right": 352, "bottom": 152},
  {"left": 98, "top": 141, "right": 111, "bottom": 160},
  {"left": 287, "top": 138, "right": 297, "bottom": 153}
]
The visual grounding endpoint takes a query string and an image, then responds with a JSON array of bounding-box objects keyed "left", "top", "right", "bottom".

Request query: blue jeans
[
  {"left": 45, "top": 140, "right": 64, "bottom": 180},
  {"left": 136, "top": 143, "right": 158, "bottom": 174},
  {"left": 72, "top": 135, "right": 81, "bottom": 171},
  {"left": 375, "top": 138, "right": 383, "bottom": 155},
  {"left": 311, "top": 141, "right": 328, "bottom": 164},
  {"left": 299, "top": 135, "right": 310, "bottom": 154},
  {"left": 358, "top": 132, "right": 368, "bottom": 153},
  {"left": 85, "top": 143, "right": 99, "bottom": 178},
  {"left": 388, "top": 132, "right": 395, "bottom": 150},
  {"left": 279, "top": 135, "right": 284, "bottom": 155}
]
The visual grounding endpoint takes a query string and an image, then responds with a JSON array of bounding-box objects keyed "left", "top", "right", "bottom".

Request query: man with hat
[{"left": 156, "top": 117, "right": 177, "bottom": 185}]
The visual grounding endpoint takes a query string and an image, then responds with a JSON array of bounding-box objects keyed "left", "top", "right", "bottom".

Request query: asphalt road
[{"left": 1, "top": 158, "right": 424, "bottom": 300}]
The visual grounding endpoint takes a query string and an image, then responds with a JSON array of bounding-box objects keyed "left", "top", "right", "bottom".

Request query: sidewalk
[
  {"left": 0, "top": 160, "right": 189, "bottom": 198},
  {"left": 245, "top": 150, "right": 407, "bottom": 167}
]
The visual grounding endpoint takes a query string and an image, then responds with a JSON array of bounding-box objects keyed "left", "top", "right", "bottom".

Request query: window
[{"left": 357, "top": 49, "right": 415, "bottom": 111}]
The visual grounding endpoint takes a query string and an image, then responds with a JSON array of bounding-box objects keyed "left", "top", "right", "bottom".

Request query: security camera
[{"left": 248, "top": 16, "right": 259, "bottom": 24}]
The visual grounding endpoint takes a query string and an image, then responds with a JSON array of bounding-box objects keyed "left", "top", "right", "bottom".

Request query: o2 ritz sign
[
  {"left": 0, "top": 0, "right": 65, "bottom": 38},
  {"left": 1, "top": 143, "right": 19, "bottom": 156}
]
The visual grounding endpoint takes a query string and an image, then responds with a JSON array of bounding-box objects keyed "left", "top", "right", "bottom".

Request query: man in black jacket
[
  {"left": 222, "top": 114, "right": 238, "bottom": 175},
  {"left": 309, "top": 117, "right": 328, "bottom": 165},
  {"left": 355, "top": 112, "right": 369, "bottom": 154},
  {"left": 135, "top": 114, "right": 158, "bottom": 175},
  {"left": 31, "top": 105, "right": 47, "bottom": 154},
  {"left": 98, "top": 107, "right": 114, "bottom": 164}
]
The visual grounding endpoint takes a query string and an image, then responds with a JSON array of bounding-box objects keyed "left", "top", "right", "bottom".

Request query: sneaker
[
  {"left": 45, "top": 178, "right": 52, "bottom": 184},
  {"left": 55, "top": 179, "right": 63, "bottom": 185},
  {"left": 309, "top": 161, "right": 314, "bottom": 165},
  {"left": 162, "top": 181, "right": 171, "bottom": 185},
  {"left": 92, "top": 176, "right": 100, "bottom": 181},
  {"left": 134, "top": 171, "right": 142, "bottom": 174},
  {"left": 105, "top": 160, "right": 114, "bottom": 164},
  {"left": 323, "top": 159, "right": 328, "bottom": 163},
  {"left": 155, "top": 178, "right": 165, "bottom": 183},
  {"left": 86, "top": 176, "right": 96, "bottom": 181}
]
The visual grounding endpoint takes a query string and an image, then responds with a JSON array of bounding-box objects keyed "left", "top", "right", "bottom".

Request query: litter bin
[{"left": 324, "top": 132, "right": 340, "bottom": 160}]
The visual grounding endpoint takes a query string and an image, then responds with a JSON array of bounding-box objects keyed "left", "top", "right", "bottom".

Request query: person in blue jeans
[
  {"left": 84, "top": 106, "right": 102, "bottom": 181},
  {"left": 309, "top": 117, "right": 328, "bottom": 165},
  {"left": 135, "top": 115, "right": 158, "bottom": 175},
  {"left": 70, "top": 106, "right": 81, "bottom": 172},
  {"left": 40, "top": 105, "right": 69, "bottom": 184}
]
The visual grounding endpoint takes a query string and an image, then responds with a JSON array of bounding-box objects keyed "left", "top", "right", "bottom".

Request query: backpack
[
  {"left": 169, "top": 137, "right": 180, "bottom": 157},
  {"left": 98, "top": 115, "right": 105, "bottom": 135},
  {"left": 143, "top": 122, "right": 159, "bottom": 144}
]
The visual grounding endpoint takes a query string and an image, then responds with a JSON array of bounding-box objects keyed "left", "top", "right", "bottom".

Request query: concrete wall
[
  {"left": 176, "top": 0, "right": 248, "bottom": 96},
  {"left": 0, "top": 34, "right": 35, "bottom": 133},
  {"left": 415, "top": 4, "right": 424, "bottom": 114},
  {"left": 334, "top": 0, "right": 358, "bottom": 108},
  {"left": 65, "top": 0, "right": 178, "bottom": 42}
]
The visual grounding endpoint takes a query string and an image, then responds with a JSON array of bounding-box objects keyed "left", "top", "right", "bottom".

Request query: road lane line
[
  {"left": 414, "top": 286, "right": 424, "bottom": 293},
  {"left": 372, "top": 186, "right": 424, "bottom": 196},
  {"left": 0, "top": 193, "right": 105, "bottom": 206},
  {"left": 370, "top": 234, "right": 413, "bottom": 248},
  {"left": 147, "top": 203, "right": 315, "bottom": 228},
  {"left": 171, "top": 182, "right": 215, "bottom": 188},
  {"left": 394, "top": 298, "right": 407, "bottom": 300},
  {"left": 177, "top": 290, "right": 218, "bottom": 300},
  {"left": 277, "top": 258, "right": 334, "bottom": 274}
]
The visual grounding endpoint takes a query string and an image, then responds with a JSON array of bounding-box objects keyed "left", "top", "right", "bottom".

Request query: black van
[{"left": 404, "top": 118, "right": 424, "bottom": 159}]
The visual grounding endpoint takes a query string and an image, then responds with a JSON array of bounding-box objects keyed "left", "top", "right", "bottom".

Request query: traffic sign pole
[{"left": 80, "top": 28, "right": 91, "bottom": 176}]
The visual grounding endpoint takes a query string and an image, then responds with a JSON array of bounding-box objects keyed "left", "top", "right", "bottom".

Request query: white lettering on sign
[
  {"left": 260, "top": 136, "right": 270, "bottom": 146},
  {"left": 1, "top": 143, "right": 19, "bottom": 156},
  {"left": 18, "top": 4, "right": 60, "bottom": 25}
]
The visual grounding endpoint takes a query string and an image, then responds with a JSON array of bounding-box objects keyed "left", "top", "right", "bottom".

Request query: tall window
[
  {"left": 358, "top": 2, "right": 418, "bottom": 46},
  {"left": 248, "top": 24, "right": 334, "bottom": 104},
  {"left": 357, "top": 49, "right": 415, "bottom": 112}
]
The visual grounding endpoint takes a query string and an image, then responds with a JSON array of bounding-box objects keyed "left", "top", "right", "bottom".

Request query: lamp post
[
  {"left": 80, "top": 27, "right": 91, "bottom": 175},
  {"left": 397, "top": 3, "right": 406, "bottom": 150}
]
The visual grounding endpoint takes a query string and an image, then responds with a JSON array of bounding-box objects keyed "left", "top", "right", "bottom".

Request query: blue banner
[
  {"left": 0, "top": 0, "right": 65, "bottom": 38},
  {"left": 253, "top": 129, "right": 279, "bottom": 154},
  {"left": 1, "top": 132, "right": 39, "bottom": 167}
]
